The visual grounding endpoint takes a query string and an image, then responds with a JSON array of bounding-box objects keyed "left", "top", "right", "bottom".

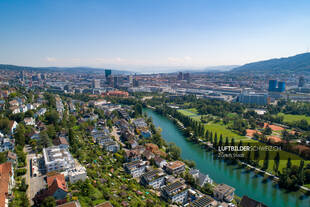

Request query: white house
[
  {"left": 65, "top": 166, "right": 87, "bottom": 183},
  {"left": 24, "top": 117, "right": 35, "bottom": 126},
  {"left": 9, "top": 121, "right": 18, "bottom": 134},
  {"left": 43, "top": 146, "right": 75, "bottom": 173}
]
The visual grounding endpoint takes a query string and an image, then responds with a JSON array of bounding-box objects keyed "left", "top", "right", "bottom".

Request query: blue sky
[{"left": 1, "top": 0, "right": 310, "bottom": 72}]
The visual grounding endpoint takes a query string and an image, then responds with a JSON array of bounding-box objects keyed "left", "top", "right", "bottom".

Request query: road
[
  {"left": 111, "top": 126, "right": 125, "bottom": 147},
  {"left": 24, "top": 145, "right": 46, "bottom": 205}
]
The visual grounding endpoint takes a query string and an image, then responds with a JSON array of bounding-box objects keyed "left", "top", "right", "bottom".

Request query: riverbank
[
  {"left": 150, "top": 105, "right": 310, "bottom": 193},
  {"left": 144, "top": 108, "right": 310, "bottom": 207}
]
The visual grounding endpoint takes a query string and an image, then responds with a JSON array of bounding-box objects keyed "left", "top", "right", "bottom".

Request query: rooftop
[
  {"left": 162, "top": 181, "right": 186, "bottom": 194},
  {"left": 166, "top": 160, "right": 185, "bottom": 170},
  {"left": 189, "top": 195, "right": 215, "bottom": 207},
  {"left": 94, "top": 201, "right": 113, "bottom": 207},
  {"left": 214, "top": 183, "right": 235, "bottom": 195}
]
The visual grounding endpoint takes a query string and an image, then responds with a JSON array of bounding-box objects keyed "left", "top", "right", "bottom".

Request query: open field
[
  {"left": 204, "top": 122, "right": 253, "bottom": 142},
  {"left": 178, "top": 109, "right": 199, "bottom": 117},
  {"left": 278, "top": 112, "right": 310, "bottom": 124},
  {"left": 178, "top": 108, "right": 310, "bottom": 174}
]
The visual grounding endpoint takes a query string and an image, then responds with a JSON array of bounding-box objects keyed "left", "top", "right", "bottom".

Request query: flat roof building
[{"left": 43, "top": 146, "right": 75, "bottom": 173}]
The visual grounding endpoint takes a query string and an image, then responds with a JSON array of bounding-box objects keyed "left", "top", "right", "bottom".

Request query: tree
[
  {"left": 133, "top": 103, "right": 143, "bottom": 117},
  {"left": 45, "top": 110, "right": 59, "bottom": 125},
  {"left": 230, "top": 138, "right": 235, "bottom": 146},
  {"left": 14, "top": 124, "right": 26, "bottom": 147},
  {"left": 273, "top": 152, "right": 280, "bottom": 174},
  {"left": 262, "top": 151, "right": 269, "bottom": 170},
  {"left": 254, "top": 149, "right": 260, "bottom": 166},
  {"left": 305, "top": 169, "right": 310, "bottom": 183},
  {"left": 287, "top": 157, "right": 292, "bottom": 169},
  {"left": 106, "top": 119, "right": 113, "bottom": 129},
  {"left": 39, "top": 131, "right": 52, "bottom": 149},
  {"left": 263, "top": 125, "right": 272, "bottom": 135},
  {"left": 225, "top": 137, "right": 229, "bottom": 146},
  {"left": 0, "top": 152, "right": 7, "bottom": 164},
  {"left": 298, "top": 160, "right": 305, "bottom": 185},
  {"left": 46, "top": 125, "right": 56, "bottom": 139},
  {"left": 167, "top": 143, "right": 181, "bottom": 160},
  {"left": 0, "top": 118, "right": 10, "bottom": 134},
  {"left": 40, "top": 196, "right": 56, "bottom": 207},
  {"left": 218, "top": 135, "right": 223, "bottom": 147},
  {"left": 25, "top": 110, "right": 34, "bottom": 118}
]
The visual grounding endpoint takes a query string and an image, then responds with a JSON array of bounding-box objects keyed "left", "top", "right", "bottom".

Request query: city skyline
[{"left": 1, "top": 0, "right": 310, "bottom": 72}]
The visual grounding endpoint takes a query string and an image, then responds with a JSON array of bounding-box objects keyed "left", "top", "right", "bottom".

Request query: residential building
[
  {"left": 128, "top": 139, "right": 138, "bottom": 149},
  {"left": 94, "top": 201, "right": 113, "bottom": 207},
  {"left": 8, "top": 121, "right": 18, "bottom": 134},
  {"left": 140, "top": 169, "right": 166, "bottom": 189},
  {"left": 189, "top": 195, "right": 216, "bottom": 207},
  {"left": 6, "top": 151, "right": 17, "bottom": 164},
  {"left": 124, "top": 160, "right": 147, "bottom": 178},
  {"left": 142, "top": 150, "right": 155, "bottom": 160},
  {"left": 161, "top": 181, "right": 188, "bottom": 204},
  {"left": 154, "top": 156, "right": 167, "bottom": 168},
  {"left": 36, "top": 108, "right": 47, "bottom": 116},
  {"left": 165, "top": 160, "right": 185, "bottom": 175},
  {"left": 0, "top": 162, "right": 14, "bottom": 207},
  {"left": 24, "top": 117, "right": 35, "bottom": 126},
  {"left": 34, "top": 173, "right": 68, "bottom": 205},
  {"left": 189, "top": 169, "right": 213, "bottom": 187},
  {"left": 0, "top": 138, "right": 14, "bottom": 152},
  {"left": 133, "top": 118, "right": 148, "bottom": 128},
  {"left": 213, "top": 184, "right": 235, "bottom": 202},
  {"left": 124, "top": 149, "right": 142, "bottom": 162},
  {"left": 103, "top": 140, "right": 119, "bottom": 153},
  {"left": 9, "top": 106, "right": 20, "bottom": 114},
  {"left": 239, "top": 196, "right": 268, "bottom": 207},
  {"left": 57, "top": 200, "right": 82, "bottom": 207},
  {"left": 65, "top": 166, "right": 87, "bottom": 183},
  {"left": 30, "top": 132, "right": 40, "bottom": 140},
  {"left": 53, "top": 137, "right": 69, "bottom": 150},
  {"left": 43, "top": 146, "right": 75, "bottom": 173}
]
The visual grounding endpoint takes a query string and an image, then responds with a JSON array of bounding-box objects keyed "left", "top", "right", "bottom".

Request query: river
[{"left": 144, "top": 108, "right": 310, "bottom": 207}]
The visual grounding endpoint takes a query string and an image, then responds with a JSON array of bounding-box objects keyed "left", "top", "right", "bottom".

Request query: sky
[{"left": 1, "top": 0, "right": 310, "bottom": 72}]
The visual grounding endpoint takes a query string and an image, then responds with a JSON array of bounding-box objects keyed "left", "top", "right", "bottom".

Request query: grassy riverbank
[{"left": 177, "top": 108, "right": 310, "bottom": 175}]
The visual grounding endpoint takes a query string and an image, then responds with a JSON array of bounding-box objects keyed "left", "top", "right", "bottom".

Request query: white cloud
[{"left": 46, "top": 57, "right": 56, "bottom": 62}]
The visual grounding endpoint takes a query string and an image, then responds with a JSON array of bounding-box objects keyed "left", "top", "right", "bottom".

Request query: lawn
[
  {"left": 278, "top": 112, "right": 310, "bottom": 124},
  {"left": 204, "top": 122, "right": 252, "bottom": 142},
  {"left": 178, "top": 109, "right": 199, "bottom": 117},
  {"left": 178, "top": 108, "right": 310, "bottom": 174}
]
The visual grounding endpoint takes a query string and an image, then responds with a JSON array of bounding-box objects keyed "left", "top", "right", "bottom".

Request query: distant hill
[
  {"left": 0, "top": 64, "right": 132, "bottom": 74},
  {"left": 231, "top": 52, "right": 310, "bottom": 74}
]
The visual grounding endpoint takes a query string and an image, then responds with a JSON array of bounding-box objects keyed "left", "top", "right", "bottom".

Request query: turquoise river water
[{"left": 144, "top": 108, "right": 310, "bottom": 207}]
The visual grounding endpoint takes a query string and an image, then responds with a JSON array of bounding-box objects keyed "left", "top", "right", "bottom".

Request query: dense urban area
[{"left": 0, "top": 65, "right": 310, "bottom": 207}]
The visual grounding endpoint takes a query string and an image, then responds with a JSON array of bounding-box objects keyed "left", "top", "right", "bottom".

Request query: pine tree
[
  {"left": 262, "top": 151, "right": 269, "bottom": 170},
  {"left": 287, "top": 157, "right": 292, "bottom": 169},
  {"left": 273, "top": 152, "right": 280, "bottom": 174},
  {"left": 218, "top": 135, "right": 223, "bottom": 146},
  {"left": 225, "top": 137, "right": 229, "bottom": 146}
]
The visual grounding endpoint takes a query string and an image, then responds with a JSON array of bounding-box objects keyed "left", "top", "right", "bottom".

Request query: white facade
[
  {"left": 43, "top": 146, "right": 75, "bottom": 173},
  {"left": 65, "top": 166, "right": 87, "bottom": 183}
]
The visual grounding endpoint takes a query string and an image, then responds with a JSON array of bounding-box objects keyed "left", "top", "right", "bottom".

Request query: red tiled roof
[
  {"left": 94, "top": 201, "right": 113, "bottom": 207},
  {"left": 47, "top": 174, "right": 67, "bottom": 193},
  {"left": 57, "top": 200, "right": 80, "bottom": 207},
  {"left": 0, "top": 162, "right": 12, "bottom": 207}
]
